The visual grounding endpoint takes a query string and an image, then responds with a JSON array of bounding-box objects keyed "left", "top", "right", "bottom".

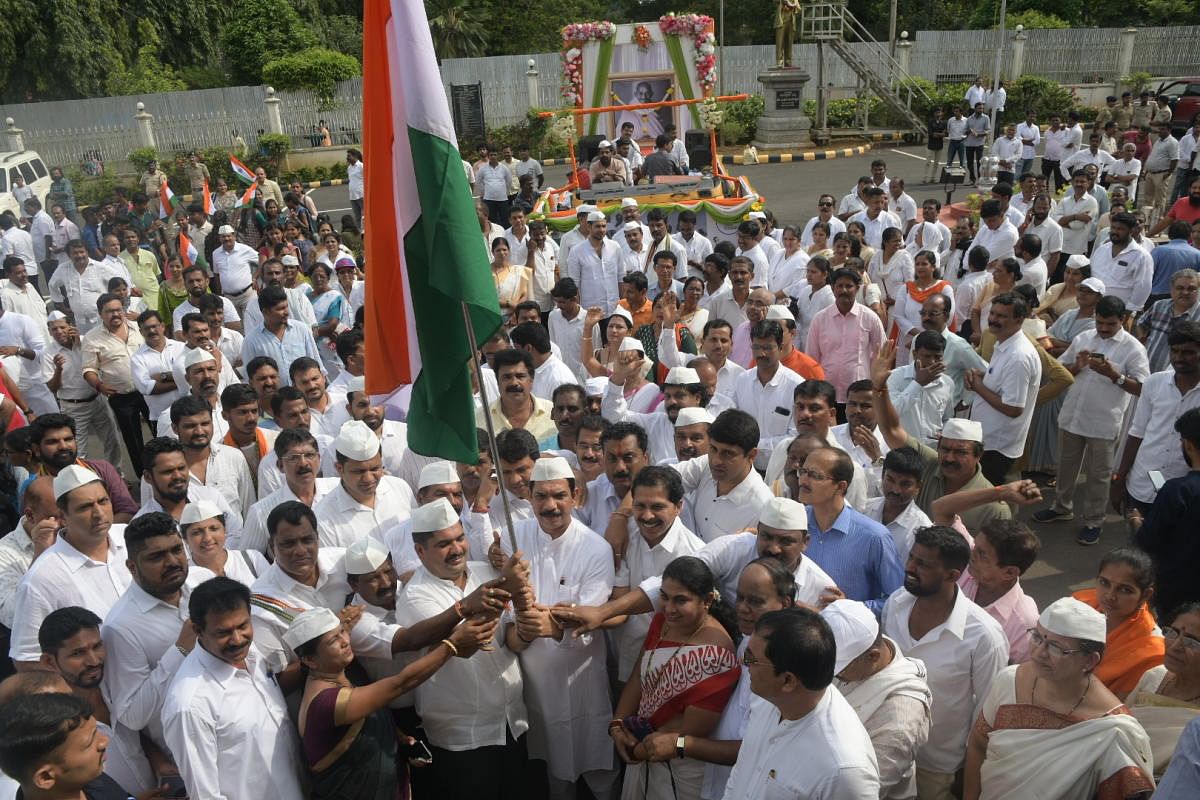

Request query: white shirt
[
  {"left": 889, "top": 193, "right": 919, "bottom": 228},
  {"left": 0, "top": 282, "right": 47, "bottom": 333},
  {"left": 476, "top": 162, "right": 512, "bottom": 201},
  {"left": 210, "top": 242, "right": 259, "bottom": 295},
  {"left": 43, "top": 338, "right": 92, "bottom": 400},
  {"left": 347, "top": 159, "right": 364, "bottom": 199},
  {"left": 162, "top": 645, "right": 304, "bottom": 800},
  {"left": 831, "top": 423, "right": 889, "bottom": 499},
  {"left": 965, "top": 84, "right": 987, "bottom": 108},
  {"left": 532, "top": 353, "right": 577, "bottom": 401},
  {"left": 849, "top": 210, "right": 903, "bottom": 250},
  {"left": 1126, "top": 369, "right": 1200, "bottom": 503},
  {"left": 524, "top": 237, "right": 560, "bottom": 311},
  {"left": 769, "top": 249, "right": 810, "bottom": 297},
  {"left": 171, "top": 295, "right": 240, "bottom": 334},
  {"left": 1108, "top": 156, "right": 1143, "bottom": 200},
  {"left": 722, "top": 691, "right": 880, "bottom": 800},
  {"left": 566, "top": 236, "right": 623, "bottom": 315},
  {"left": 314, "top": 476, "right": 415, "bottom": 547},
  {"left": 1015, "top": 256, "right": 1048, "bottom": 296},
  {"left": 395, "top": 562, "right": 530, "bottom": 750},
  {"left": 969, "top": 331, "right": 1041, "bottom": 458},
  {"left": 1015, "top": 121, "right": 1041, "bottom": 159},
  {"left": 1058, "top": 329, "right": 1150, "bottom": 439},
  {"left": 47, "top": 260, "right": 120, "bottom": 334},
  {"left": 1060, "top": 147, "right": 1116, "bottom": 181},
  {"left": 0, "top": 310, "right": 44, "bottom": 384},
  {"left": 990, "top": 135, "right": 1022, "bottom": 168},
  {"left": 186, "top": 443, "right": 256, "bottom": 519},
  {"left": 548, "top": 306, "right": 587, "bottom": 382},
  {"left": 8, "top": 526, "right": 131, "bottom": 662},
  {"left": 0, "top": 524, "right": 33, "bottom": 628},
  {"left": 861, "top": 497, "right": 931, "bottom": 566},
  {"left": 600, "top": 381, "right": 676, "bottom": 465},
  {"left": 1024, "top": 215, "right": 1064, "bottom": 259},
  {"left": 134, "top": 484, "right": 244, "bottom": 541},
  {"left": 1054, "top": 192, "right": 1100, "bottom": 255},
  {"left": 157, "top": 397, "right": 229, "bottom": 443},
  {"left": 102, "top": 570, "right": 215, "bottom": 751},
  {"left": 499, "top": 517, "right": 615, "bottom": 781},
  {"left": 672, "top": 454, "right": 774, "bottom": 543},
  {"left": 131, "top": 338, "right": 186, "bottom": 419},
  {"left": 882, "top": 587, "right": 1008, "bottom": 773},
  {"left": 1089, "top": 241, "right": 1154, "bottom": 311},
  {"left": 733, "top": 365, "right": 803, "bottom": 470},
  {"left": 1, "top": 227, "right": 36, "bottom": 272},
  {"left": 800, "top": 215, "right": 847, "bottom": 247},
  {"left": 613, "top": 518, "right": 705, "bottom": 676},
  {"left": 674, "top": 230, "right": 715, "bottom": 278},
  {"left": 29, "top": 209, "right": 54, "bottom": 264},
  {"left": 234, "top": 477, "right": 338, "bottom": 553},
  {"left": 905, "top": 220, "right": 951, "bottom": 256},
  {"left": 971, "top": 220, "right": 1020, "bottom": 265},
  {"left": 886, "top": 365, "right": 955, "bottom": 446}
]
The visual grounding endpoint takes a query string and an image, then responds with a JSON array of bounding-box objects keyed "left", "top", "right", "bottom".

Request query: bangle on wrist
[
  {"left": 441, "top": 638, "right": 459, "bottom": 657},
  {"left": 176, "top": 644, "right": 191, "bottom": 658}
]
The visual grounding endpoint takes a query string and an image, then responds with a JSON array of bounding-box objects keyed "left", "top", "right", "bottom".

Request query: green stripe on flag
[{"left": 403, "top": 126, "right": 503, "bottom": 463}]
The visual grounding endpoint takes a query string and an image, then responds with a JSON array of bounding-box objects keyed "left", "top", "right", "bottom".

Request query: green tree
[
  {"left": 262, "top": 47, "right": 360, "bottom": 105},
  {"left": 426, "top": 0, "right": 489, "bottom": 59},
  {"left": 220, "top": 0, "right": 319, "bottom": 84},
  {"left": 107, "top": 20, "right": 189, "bottom": 95}
]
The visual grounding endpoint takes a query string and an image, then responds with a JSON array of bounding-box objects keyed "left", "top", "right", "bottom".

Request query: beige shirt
[{"left": 81, "top": 322, "right": 145, "bottom": 393}]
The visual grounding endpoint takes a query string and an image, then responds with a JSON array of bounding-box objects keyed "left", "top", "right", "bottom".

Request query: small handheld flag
[
  {"left": 229, "top": 153, "right": 256, "bottom": 185},
  {"left": 179, "top": 231, "right": 199, "bottom": 267},
  {"left": 234, "top": 184, "right": 257, "bottom": 209},
  {"left": 202, "top": 180, "right": 216, "bottom": 215},
  {"left": 158, "top": 182, "right": 178, "bottom": 219}
]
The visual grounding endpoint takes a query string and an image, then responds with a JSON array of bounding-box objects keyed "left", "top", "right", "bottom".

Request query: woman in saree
[
  {"left": 156, "top": 254, "right": 190, "bottom": 326},
  {"left": 1074, "top": 547, "right": 1165, "bottom": 696},
  {"left": 610, "top": 556, "right": 741, "bottom": 800},
  {"left": 867, "top": 227, "right": 913, "bottom": 317},
  {"left": 490, "top": 237, "right": 528, "bottom": 324},
  {"left": 963, "top": 597, "right": 1155, "bottom": 800},
  {"left": 676, "top": 277, "right": 709, "bottom": 342},
  {"left": 789, "top": 256, "right": 835, "bottom": 351},
  {"left": 286, "top": 605, "right": 493, "bottom": 800},
  {"left": 1036, "top": 255, "right": 1090, "bottom": 325},
  {"left": 1127, "top": 602, "right": 1200, "bottom": 778},
  {"left": 806, "top": 221, "right": 834, "bottom": 259},
  {"left": 306, "top": 262, "right": 348, "bottom": 374},
  {"left": 582, "top": 305, "right": 635, "bottom": 378},
  {"left": 890, "top": 249, "right": 954, "bottom": 364},
  {"left": 639, "top": 290, "right": 697, "bottom": 383}
]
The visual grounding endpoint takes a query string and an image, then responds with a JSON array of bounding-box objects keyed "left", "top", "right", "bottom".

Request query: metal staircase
[{"left": 801, "top": 1, "right": 929, "bottom": 135}]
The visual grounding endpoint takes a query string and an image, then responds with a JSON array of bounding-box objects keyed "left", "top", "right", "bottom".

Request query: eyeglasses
[
  {"left": 741, "top": 649, "right": 768, "bottom": 667},
  {"left": 1164, "top": 626, "right": 1200, "bottom": 653},
  {"left": 282, "top": 451, "right": 320, "bottom": 463},
  {"left": 1027, "top": 628, "right": 1085, "bottom": 657},
  {"left": 796, "top": 467, "right": 833, "bottom": 481},
  {"left": 818, "top": 202, "right": 833, "bottom": 208}
]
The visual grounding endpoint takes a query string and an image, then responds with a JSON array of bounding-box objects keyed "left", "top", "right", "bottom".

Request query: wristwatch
[
  {"left": 676, "top": 735, "right": 686, "bottom": 759},
  {"left": 1116, "top": 374, "right": 1127, "bottom": 387}
]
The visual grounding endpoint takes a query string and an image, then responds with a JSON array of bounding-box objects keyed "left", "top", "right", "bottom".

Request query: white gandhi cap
[
  {"left": 749, "top": 211, "right": 766, "bottom": 220},
  {"left": 335, "top": 420, "right": 381, "bottom": 460},
  {"left": 1066, "top": 254, "right": 1090, "bottom": 269},
  {"left": 531, "top": 456, "right": 574, "bottom": 483},
  {"left": 618, "top": 336, "right": 644, "bottom": 353},
  {"left": 758, "top": 496, "right": 808, "bottom": 531},
  {"left": 821, "top": 599, "right": 880, "bottom": 674},
  {"left": 282, "top": 607, "right": 341, "bottom": 651},
  {"left": 577, "top": 204, "right": 597, "bottom": 216},
  {"left": 53, "top": 464, "right": 102, "bottom": 500},
  {"left": 621, "top": 197, "right": 638, "bottom": 208},
  {"left": 47, "top": 310, "right": 68, "bottom": 322},
  {"left": 411, "top": 497, "right": 460, "bottom": 534},
  {"left": 665, "top": 367, "right": 700, "bottom": 385},
  {"left": 766, "top": 305, "right": 794, "bottom": 321},
  {"left": 179, "top": 500, "right": 223, "bottom": 527},
  {"left": 218, "top": 224, "right": 236, "bottom": 235},
  {"left": 1038, "top": 597, "right": 1107, "bottom": 644},
  {"left": 587, "top": 211, "right": 606, "bottom": 223},
  {"left": 418, "top": 460, "right": 460, "bottom": 490},
  {"left": 1079, "top": 277, "right": 1106, "bottom": 294},
  {"left": 585, "top": 377, "right": 609, "bottom": 396},
  {"left": 281, "top": 254, "right": 300, "bottom": 266},
  {"left": 346, "top": 375, "right": 366, "bottom": 393},
  {"left": 183, "top": 348, "right": 215, "bottom": 369},
  {"left": 939, "top": 418, "right": 983, "bottom": 444},
  {"left": 345, "top": 537, "right": 390, "bottom": 575},
  {"left": 609, "top": 306, "right": 633, "bottom": 325},
  {"left": 674, "top": 407, "right": 715, "bottom": 428}
]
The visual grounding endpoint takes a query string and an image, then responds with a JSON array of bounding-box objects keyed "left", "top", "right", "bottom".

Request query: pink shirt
[
  {"left": 958, "top": 572, "right": 1039, "bottom": 665},
  {"left": 731, "top": 320, "right": 753, "bottom": 368},
  {"left": 805, "top": 301, "right": 886, "bottom": 401}
]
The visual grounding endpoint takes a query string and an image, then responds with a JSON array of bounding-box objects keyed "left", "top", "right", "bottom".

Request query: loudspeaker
[
  {"left": 684, "top": 129, "right": 710, "bottom": 170},
  {"left": 577, "top": 135, "right": 607, "bottom": 166}
]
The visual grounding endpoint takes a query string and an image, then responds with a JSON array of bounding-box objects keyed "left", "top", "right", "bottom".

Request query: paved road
[{"left": 308, "top": 146, "right": 1120, "bottom": 608}]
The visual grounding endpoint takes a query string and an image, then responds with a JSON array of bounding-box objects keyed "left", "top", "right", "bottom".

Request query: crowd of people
[{"left": 2, "top": 93, "right": 1200, "bottom": 800}]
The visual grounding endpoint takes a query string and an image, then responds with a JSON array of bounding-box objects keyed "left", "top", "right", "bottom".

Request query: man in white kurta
[
  {"left": 161, "top": 577, "right": 305, "bottom": 800},
  {"left": 235, "top": 428, "right": 337, "bottom": 552},
  {"left": 314, "top": 420, "right": 415, "bottom": 547},
  {"left": 500, "top": 457, "right": 617, "bottom": 799}
]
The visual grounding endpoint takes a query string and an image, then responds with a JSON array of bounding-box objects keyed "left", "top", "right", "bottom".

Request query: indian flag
[
  {"left": 179, "top": 230, "right": 199, "bottom": 267},
  {"left": 158, "top": 181, "right": 178, "bottom": 219},
  {"left": 202, "top": 180, "right": 216, "bottom": 215},
  {"left": 362, "top": 0, "right": 501, "bottom": 463},
  {"left": 234, "top": 184, "right": 256, "bottom": 209},
  {"left": 229, "top": 153, "right": 255, "bottom": 185}
]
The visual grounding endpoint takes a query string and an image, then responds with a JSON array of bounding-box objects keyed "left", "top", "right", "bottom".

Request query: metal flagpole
[
  {"left": 988, "top": 0, "right": 1008, "bottom": 147},
  {"left": 461, "top": 302, "right": 520, "bottom": 553}
]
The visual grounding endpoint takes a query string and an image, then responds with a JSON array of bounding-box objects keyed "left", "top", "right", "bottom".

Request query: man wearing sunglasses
[{"left": 800, "top": 194, "right": 847, "bottom": 248}]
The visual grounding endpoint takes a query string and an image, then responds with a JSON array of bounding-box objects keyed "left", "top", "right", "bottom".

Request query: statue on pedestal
[{"left": 774, "top": 0, "right": 801, "bottom": 68}]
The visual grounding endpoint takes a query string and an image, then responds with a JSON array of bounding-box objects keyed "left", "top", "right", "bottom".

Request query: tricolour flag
[
  {"left": 229, "top": 153, "right": 255, "bottom": 185},
  {"left": 362, "top": 0, "right": 501, "bottom": 463},
  {"left": 202, "top": 180, "right": 216, "bottom": 215},
  {"left": 157, "top": 181, "right": 178, "bottom": 219},
  {"left": 179, "top": 231, "right": 199, "bottom": 268},
  {"left": 234, "top": 184, "right": 256, "bottom": 209}
]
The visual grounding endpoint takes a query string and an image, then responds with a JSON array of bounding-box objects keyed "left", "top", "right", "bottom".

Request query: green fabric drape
[
  {"left": 663, "top": 35, "right": 701, "bottom": 129},
  {"left": 587, "top": 37, "right": 616, "bottom": 135}
]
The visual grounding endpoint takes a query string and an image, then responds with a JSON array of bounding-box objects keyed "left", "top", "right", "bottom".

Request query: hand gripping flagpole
[{"left": 460, "top": 303, "right": 520, "bottom": 555}]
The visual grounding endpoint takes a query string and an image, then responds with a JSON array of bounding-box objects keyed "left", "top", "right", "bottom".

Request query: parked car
[
  {"left": 1155, "top": 78, "right": 1200, "bottom": 137},
  {"left": 0, "top": 150, "right": 51, "bottom": 220}
]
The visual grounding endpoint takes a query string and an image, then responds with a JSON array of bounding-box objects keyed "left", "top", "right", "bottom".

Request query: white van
[{"left": 0, "top": 150, "right": 51, "bottom": 219}]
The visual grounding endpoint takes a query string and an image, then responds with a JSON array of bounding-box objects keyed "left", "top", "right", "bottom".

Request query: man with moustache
[
  {"left": 830, "top": 380, "right": 890, "bottom": 498},
  {"left": 246, "top": 355, "right": 280, "bottom": 425},
  {"left": 582, "top": 421, "right": 650, "bottom": 537},
  {"left": 915, "top": 293, "right": 988, "bottom": 408},
  {"left": 733, "top": 320, "right": 804, "bottom": 471},
  {"left": 1089, "top": 212, "right": 1154, "bottom": 311},
  {"left": 137, "top": 436, "right": 243, "bottom": 535},
  {"left": 0, "top": 477, "right": 58, "bottom": 633},
  {"left": 171, "top": 265, "right": 241, "bottom": 337},
  {"left": 500, "top": 457, "right": 617, "bottom": 800},
  {"left": 881, "top": 527, "right": 1006, "bottom": 800},
  {"left": 161, "top": 577, "right": 306, "bottom": 798},
  {"left": 43, "top": 311, "right": 124, "bottom": 467},
  {"left": 807, "top": 268, "right": 886, "bottom": 410},
  {"left": 257, "top": 387, "right": 337, "bottom": 494},
  {"left": 1150, "top": 175, "right": 1200, "bottom": 236},
  {"left": 860, "top": 447, "right": 933, "bottom": 566},
  {"left": 36, "top": 607, "right": 159, "bottom": 794},
  {"left": 168, "top": 393, "right": 255, "bottom": 519},
  {"left": 170, "top": 313, "right": 237, "bottom": 395},
  {"left": 478, "top": 349, "right": 557, "bottom": 450},
  {"left": 572, "top": 414, "right": 607, "bottom": 485},
  {"left": 28, "top": 414, "right": 137, "bottom": 521},
  {"left": 102, "top": 513, "right": 215, "bottom": 786},
  {"left": 237, "top": 428, "right": 337, "bottom": 553},
  {"left": 155, "top": 349, "right": 228, "bottom": 439},
  {"left": 548, "top": 383, "right": 587, "bottom": 454},
  {"left": 315, "top": 420, "right": 415, "bottom": 548},
  {"left": 885, "top": 330, "right": 956, "bottom": 447},
  {"left": 385, "top": 459, "right": 491, "bottom": 577},
  {"left": 729, "top": 287, "right": 774, "bottom": 368},
  {"left": 130, "top": 309, "right": 184, "bottom": 435},
  {"left": 567, "top": 211, "right": 623, "bottom": 316},
  {"left": 345, "top": 376, "right": 408, "bottom": 476},
  {"left": 9, "top": 465, "right": 132, "bottom": 669},
  {"left": 290, "top": 357, "right": 340, "bottom": 438},
  {"left": 602, "top": 365, "right": 708, "bottom": 464},
  {"left": 671, "top": 406, "right": 714, "bottom": 465},
  {"left": 1019, "top": 193, "right": 1064, "bottom": 283}
]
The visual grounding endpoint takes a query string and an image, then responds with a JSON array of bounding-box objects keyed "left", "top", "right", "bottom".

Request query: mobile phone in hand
[{"left": 161, "top": 775, "right": 188, "bottom": 799}]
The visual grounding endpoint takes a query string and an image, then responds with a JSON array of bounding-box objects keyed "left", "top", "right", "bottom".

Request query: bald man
[{"left": 0, "top": 476, "right": 58, "bottom": 631}]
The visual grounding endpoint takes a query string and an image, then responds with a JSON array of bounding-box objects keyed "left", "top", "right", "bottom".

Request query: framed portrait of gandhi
[{"left": 609, "top": 74, "right": 676, "bottom": 143}]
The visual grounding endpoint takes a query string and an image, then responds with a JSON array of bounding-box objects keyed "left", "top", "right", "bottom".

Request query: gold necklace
[
  {"left": 641, "top": 615, "right": 707, "bottom": 697},
  {"left": 1032, "top": 673, "right": 1091, "bottom": 717}
]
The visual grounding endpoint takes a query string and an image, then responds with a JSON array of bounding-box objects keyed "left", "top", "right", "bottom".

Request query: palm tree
[{"left": 425, "top": 0, "right": 488, "bottom": 60}]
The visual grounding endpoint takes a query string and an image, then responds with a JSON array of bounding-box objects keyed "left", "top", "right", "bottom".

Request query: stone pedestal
[{"left": 753, "top": 68, "right": 813, "bottom": 150}]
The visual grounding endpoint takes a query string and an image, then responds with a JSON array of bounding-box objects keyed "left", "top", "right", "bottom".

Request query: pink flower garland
[
  {"left": 659, "top": 13, "right": 717, "bottom": 94},
  {"left": 560, "top": 21, "right": 617, "bottom": 105}
]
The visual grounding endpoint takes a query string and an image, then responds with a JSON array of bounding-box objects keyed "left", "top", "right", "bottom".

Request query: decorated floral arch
[{"left": 560, "top": 14, "right": 716, "bottom": 137}]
